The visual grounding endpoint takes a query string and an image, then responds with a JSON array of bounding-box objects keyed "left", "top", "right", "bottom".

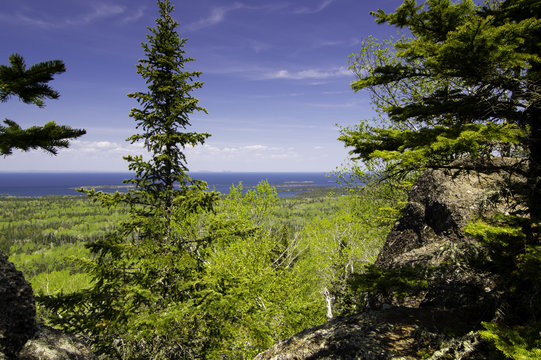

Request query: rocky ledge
[{"left": 255, "top": 307, "right": 490, "bottom": 360}]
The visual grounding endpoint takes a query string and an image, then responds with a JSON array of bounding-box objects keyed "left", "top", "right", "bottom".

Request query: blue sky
[{"left": 1, "top": 0, "right": 405, "bottom": 172}]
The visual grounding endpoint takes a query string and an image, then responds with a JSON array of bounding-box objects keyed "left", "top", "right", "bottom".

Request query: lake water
[{"left": 0, "top": 172, "right": 340, "bottom": 197}]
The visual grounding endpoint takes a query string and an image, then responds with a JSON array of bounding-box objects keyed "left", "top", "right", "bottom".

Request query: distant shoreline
[{"left": 0, "top": 172, "right": 341, "bottom": 198}]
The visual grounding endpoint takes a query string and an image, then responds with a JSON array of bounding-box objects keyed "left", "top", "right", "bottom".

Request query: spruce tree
[
  {"left": 0, "top": 53, "right": 85, "bottom": 155},
  {"left": 340, "top": 0, "right": 541, "bottom": 356},
  {"left": 341, "top": 0, "right": 539, "bottom": 214},
  {"left": 42, "top": 1, "right": 217, "bottom": 358}
]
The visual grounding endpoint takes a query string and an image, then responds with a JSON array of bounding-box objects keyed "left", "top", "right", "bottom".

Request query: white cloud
[
  {"left": 264, "top": 66, "right": 351, "bottom": 80},
  {"left": 185, "top": 3, "right": 288, "bottom": 32},
  {"left": 0, "top": 3, "right": 145, "bottom": 28},
  {"left": 305, "top": 100, "right": 365, "bottom": 108},
  {"left": 82, "top": 143, "right": 287, "bottom": 160},
  {"left": 313, "top": 37, "right": 362, "bottom": 49},
  {"left": 66, "top": 4, "right": 125, "bottom": 26},
  {"left": 185, "top": 3, "right": 244, "bottom": 31},
  {"left": 322, "top": 90, "right": 349, "bottom": 95},
  {"left": 294, "top": 0, "right": 335, "bottom": 14},
  {"left": 65, "top": 140, "right": 144, "bottom": 155},
  {"left": 94, "top": 141, "right": 115, "bottom": 148},
  {"left": 244, "top": 145, "right": 268, "bottom": 151},
  {"left": 185, "top": 143, "right": 298, "bottom": 161},
  {"left": 121, "top": 6, "right": 146, "bottom": 23},
  {"left": 5, "top": 13, "right": 51, "bottom": 28}
]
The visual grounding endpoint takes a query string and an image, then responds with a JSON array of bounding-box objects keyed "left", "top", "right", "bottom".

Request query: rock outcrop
[
  {"left": 0, "top": 251, "right": 36, "bottom": 358},
  {"left": 18, "top": 325, "right": 95, "bottom": 360},
  {"left": 0, "top": 252, "right": 94, "bottom": 360},
  {"left": 367, "top": 165, "right": 520, "bottom": 312},
  {"left": 256, "top": 165, "right": 521, "bottom": 359},
  {"left": 255, "top": 308, "right": 490, "bottom": 360}
]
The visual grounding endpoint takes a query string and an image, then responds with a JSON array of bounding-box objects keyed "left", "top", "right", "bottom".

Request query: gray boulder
[{"left": 18, "top": 325, "right": 95, "bottom": 360}]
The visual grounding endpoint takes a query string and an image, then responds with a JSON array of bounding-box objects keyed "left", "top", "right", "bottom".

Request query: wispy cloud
[
  {"left": 5, "top": 13, "right": 51, "bottom": 28},
  {"left": 186, "top": 144, "right": 299, "bottom": 160},
  {"left": 185, "top": 3, "right": 245, "bottom": 31},
  {"left": 246, "top": 92, "right": 305, "bottom": 99},
  {"left": 264, "top": 66, "right": 351, "bottom": 80},
  {"left": 185, "top": 3, "right": 288, "bottom": 32},
  {"left": 65, "top": 140, "right": 143, "bottom": 155},
  {"left": 312, "top": 37, "right": 362, "bottom": 49},
  {"left": 66, "top": 4, "right": 124, "bottom": 26},
  {"left": 65, "top": 141, "right": 300, "bottom": 163},
  {"left": 0, "top": 3, "right": 145, "bottom": 29},
  {"left": 294, "top": 0, "right": 335, "bottom": 14},
  {"left": 202, "top": 62, "right": 352, "bottom": 81},
  {"left": 304, "top": 100, "right": 366, "bottom": 108},
  {"left": 249, "top": 40, "right": 272, "bottom": 54},
  {"left": 121, "top": 6, "right": 146, "bottom": 24}
]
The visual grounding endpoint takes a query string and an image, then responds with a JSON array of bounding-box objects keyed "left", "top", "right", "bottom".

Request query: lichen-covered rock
[
  {"left": 369, "top": 165, "right": 522, "bottom": 311},
  {"left": 18, "top": 325, "right": 95, "bottom": 360},
  {"left": 0, "top": 251, "right": 37, "bottom": 358},
  {"left": 376, "top": 164, "right": 522, "bottom": 269},
  {"left": 255, "top": 307, "right": 491, "bottom": 360}
]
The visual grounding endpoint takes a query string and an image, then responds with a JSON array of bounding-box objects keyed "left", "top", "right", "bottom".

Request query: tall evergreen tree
[
  {"left": 341, "top": 0, "right": 539, "bottom": 217},
  {"left": 42, "top": 1, "right": 217, "bottom": 358},
  {"left": 340, "top": 0, "right": 541, "bottom": 357},
  {"left": 0, "top": 53, "right": 85, "bottom": 155}
]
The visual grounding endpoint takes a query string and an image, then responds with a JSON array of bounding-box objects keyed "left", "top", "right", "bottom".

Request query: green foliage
[
  {"left": 33, "top": 184, "right": 393, "bottom": 358},
  {"left": 341, "top": 0, "right": 538, "bottom": 176},
  {"left": 345, "top": 264, "right": 429, "bottom": 311},
  {"left": 0, "top": 196, "right": 127, "bottom": 253},
  {"left": 40, "top": 1, "right": 220, "bottom": 358},
  {"left": 9, "top": 242, "right": 90, "bottom": 284},
  {"left": 334, "top": 159, "right": 410, "bottom": 226},
  {"left": 465, "top": 215, "right": 541, "bottom": 301},
  {"left": 336, "top": 34, "right": 418, "bottom": 219},
  {"left": 0, "top": 53, "right": 85, "bottom": 155},
  {"left": 0, "top": 53, "right": 64, "bottom": 106},
  {"left": 341, "top": 122, "right": 524, "bottom": 172},
  {"left": 3, "top": 179, "right": 395, "bottom": 358},
  {"left": 1, "top": 195, "right": 127, "bottom": 321},
  {"left": 294, "top": 189, "right": 398, "bottom": 318},
  {"left": 339, "top": 2, "right": 541, "bottom": 358},
  {"left": 465, "top": 216, "right": 527, "bottom": 269},
  {"left": 188, "top": 182, "right": 324, "bottom": 358},
  {"left": 31, "top": 270, "right": 92, "bottom": 297},
  {"left": 479, "top": 321, "right": 541, "bottom": 360}
]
